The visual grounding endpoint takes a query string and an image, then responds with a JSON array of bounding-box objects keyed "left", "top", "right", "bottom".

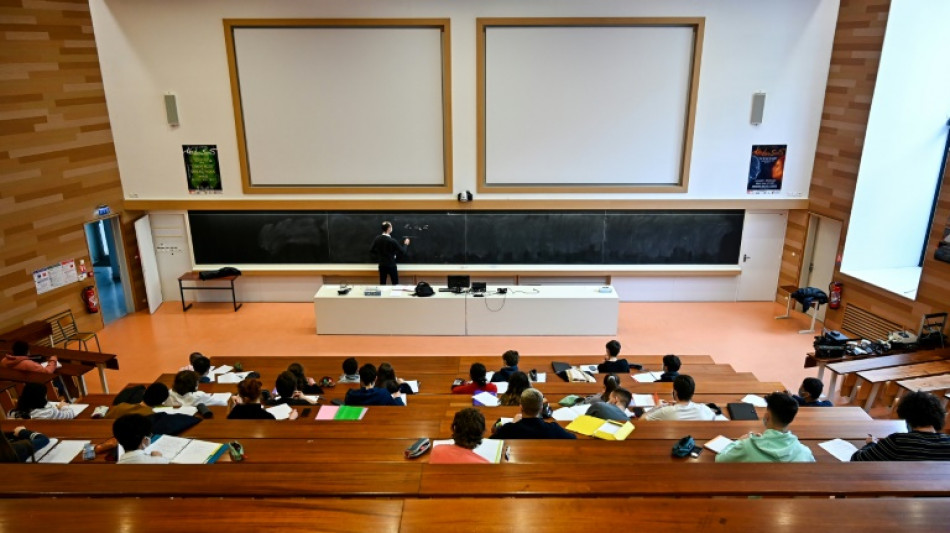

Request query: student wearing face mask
[{"left": 715, "top": 392, "right": 815, "bottom": 463}]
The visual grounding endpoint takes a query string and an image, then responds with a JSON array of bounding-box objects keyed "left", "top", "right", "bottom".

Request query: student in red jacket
[
  {"left": 451, "top": 363, "right": 497, "bottom": 395},
  {"left": 1, "top": 341, "right": 55, "bottom": 374}
]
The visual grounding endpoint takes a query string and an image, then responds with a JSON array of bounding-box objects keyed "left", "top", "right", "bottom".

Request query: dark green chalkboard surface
[{"left": 188, "top": 210, "right": 744, "bottom": 265}]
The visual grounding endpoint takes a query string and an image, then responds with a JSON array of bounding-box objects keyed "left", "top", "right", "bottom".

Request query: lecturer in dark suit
[{"left": 369, "top": 221, "right": 409, "bottom": 285}]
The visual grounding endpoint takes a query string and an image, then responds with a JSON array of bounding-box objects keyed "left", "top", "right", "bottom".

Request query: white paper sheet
[
  {"left": 714, "top": 414, "right": 730, "bottom": 421},
  {"left": 210, "top": 365, "right": 232, "bottom": 375},
  {"left": 499, "top": 417, "right": 514, "bottom": 426},
  {"left": 704, "top": 435, "right": 734, "bottom": 454},
  {"left": 582, "top": 365, "right": 598, "bottom": 374},
  {"left": 301, "top": 395, "right": 320, "bottom": 404},
  {"left": 46, "top": 402, "right": 88, "bottom": 417},
  {"left": 144, "top": 435, "right": 191, "bottom": 459},
  {"left": 741, "top": 394, "right": 768, "bottom": 408},
  {"left": 171, "top": 440, "right": 225, "bottom": 464},
  {"left": 38, "top": 440, "right": 89, "bottom": 464},
  {"left": 153, "top": 406, "right": 198, "bottom": 417},
  {"left": 597, "top": 421, "right": 622, "bottom": 435},
  {"left": 631, "top": 394, "right": 656, "bottom": 407},
  {"left": 819, "top": 438, "right": 859, "bottom": 462},
  {"left": 632, "top": 372, "right": 663, "bottom": 383},
  {"left": 216, "top": 371, "right": 251, "bottom": 384},
  {"left": 209, "top": 392, "right": 233, "bottom": 405},
  {"left": 473, "top": 391, "right": 499, "bottom": 407},
  {"left": 551, "top": 404, "right": 590, "bottom": 422},
  {"left": 40, "top": 361, "right": 63, "bottom": 369},
  {"left": 403, "top": 380, "right": 420, "bottom": 393},
  {"left": 531, "top": 372, "right": 547, "bottom": 383},
  {"left": 484, "top": 371, "right": 495, "bottom": 382},
  {"left": 494, "top": 382, "right": 509, "bottom": 394},
  {"left": 432, "top": 438, "right": 505, "bottom": 463},
  {"left": 266, "top": 403, "right": 294, "bottom": 420}
]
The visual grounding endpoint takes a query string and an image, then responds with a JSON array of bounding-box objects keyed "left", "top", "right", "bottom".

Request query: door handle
[{"left": 743, "top": 254, "right": 750, "bottom": 262}]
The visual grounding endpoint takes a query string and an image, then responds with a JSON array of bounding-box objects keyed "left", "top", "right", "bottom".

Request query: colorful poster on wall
[
  {"left": 747, "top": 144, "right": 786, "bottom": 194},
  {"left": 183, "top": 145, "right": 222, "bottom": 194}
]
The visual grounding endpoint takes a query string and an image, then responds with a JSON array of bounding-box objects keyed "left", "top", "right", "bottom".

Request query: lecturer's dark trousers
[{"left": 378, "top": 264, "right": 398, "bottom": 285}]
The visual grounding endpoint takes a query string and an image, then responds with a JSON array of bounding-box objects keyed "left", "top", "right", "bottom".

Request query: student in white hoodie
[
  {"left": 7, "top": 383, "right": 75, "bottom": 420},
  {"left": 113, "top": 414, "right": 169, "bottom": 464},
  {"left": 165, "top": 370, "right": 229, "bottom": 407}
]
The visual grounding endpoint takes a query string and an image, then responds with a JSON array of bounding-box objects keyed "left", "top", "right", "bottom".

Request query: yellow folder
[{"left": 566, "top": 415, "right": 634, "bottom": 441}]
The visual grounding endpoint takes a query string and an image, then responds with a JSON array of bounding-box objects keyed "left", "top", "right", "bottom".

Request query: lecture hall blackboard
[{"left": 188, "top": 210, "right": 744, "bottom": 265}]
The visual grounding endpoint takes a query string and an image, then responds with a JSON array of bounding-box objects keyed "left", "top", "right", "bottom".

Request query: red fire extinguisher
[
  {"left": 829, "top": 281, "right": 843, "bottom": 310},
  {"left": 82, "top": 285, "right": 99, "bottom": 314}
]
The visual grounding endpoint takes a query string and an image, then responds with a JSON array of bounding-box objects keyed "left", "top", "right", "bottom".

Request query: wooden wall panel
[
  {"left": 0, "top": 0, "right": 145, "bottom": 335},
  {"left": 775, "top": 209, "right": 809, "bottom": 304},
  {"left": 800, "top": 0, "right": 950, "bottom": 332}
]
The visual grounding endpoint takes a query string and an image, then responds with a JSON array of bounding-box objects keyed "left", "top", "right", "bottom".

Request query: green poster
[{"left": 183, "top": 145, "right": 222, "bottom": 194}]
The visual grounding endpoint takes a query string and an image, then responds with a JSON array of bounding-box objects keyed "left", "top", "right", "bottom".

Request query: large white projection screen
[
  {"left": 481, "top": 22, "right": 701, "bottom": 189},
  {"left": 228, "top": 22, "right": 450, "bottom": 191}
]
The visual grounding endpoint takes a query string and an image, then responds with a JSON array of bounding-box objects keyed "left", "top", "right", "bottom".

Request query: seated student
[
  {"left": 586, "top": 387, "right": 632, "bottom": 422},
  {"left": 490, "top": 350, "right": 520, "bottom": 383},
  {"left": 793, "top": 377, "right": 833, "bottom": 407},
  {"left": 498, "top": 371, "right": 531, "bottom": 406},
  {"left": 191, "top": 355, "right": 213, "bottom": 384},
  {"left": 376, "top": 362, "right": 413, "bottom": 395},
  {"left": 2, "top": 340, "right": 56, "bottom": 373},
  {"left": 431, "top": 408, "right": 490, "bottom": 464},
  {"left": 451, "top": 363, "right": 498, "bottom": 395},
  {"left": 179, "top": 351, "right": 204, "bottom": 372},
  {"left": 113, "top": 414, "right": 169, "bottom": 464},
  {"left": 8, "top": 382, "right": 75, "bottom": 420},
  {"left": 585, "top": 374, "right": 620, "bottom": 404},
  {"left": 0, "top": 426, "right": 50, "bottom": 463},
  {"left": 268, "top": 371, "right": 321, "bottom": 406},
  {"left": 287, "top": 362, "right": 324, "bottom": 395},
  {"left": 597, "top": 340, "right": 641, "bottom": 373},
  {"left": 106, "top": 383, "right": 170, "bottom": 419},
  {"left": 658, "top": 354, "right": 681, "bottom": 382},
  {"left": 344, "top": 364, "right": 404, "bottom": 406},
  {"left": 229, "top": 378, "right": 285, "bottom": 420},
  {"left": 166, "top": 370, "right": 229, "bottom": 407},
  {"left": 339, "top": 357, "right": 360, "bottom": 383},
  {"left": 715, "top": 392, "right": 814, "bottom": 463},
  {"left": 644, "top": 375, "right": 716, "bottom": 421},
  {"left": 851, "top": 391, "right": 950, "bottom": 461},
  {"left": 491, "top": 389, "right": 576, "bottom": 440}
]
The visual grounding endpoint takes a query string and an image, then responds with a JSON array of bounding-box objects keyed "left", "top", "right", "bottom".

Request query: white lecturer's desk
[{"left": 313, "top": 285, "right": 619, "bottom": 336}]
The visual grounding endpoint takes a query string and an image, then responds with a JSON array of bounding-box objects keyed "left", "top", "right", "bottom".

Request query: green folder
[{"left": 334, "top": 406, "right": 367, "bottom": 420}]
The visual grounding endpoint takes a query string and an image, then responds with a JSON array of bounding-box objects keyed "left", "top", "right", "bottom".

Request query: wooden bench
[
  {"left": 854, "top": 360, "right": 950, "bottom": 411},
  {"left": 892, "top": 374, "right": 950, "bottom": 411},
  {"left": 178, "top": 272, "right": 242, "bottom": 312},
  {"left": 0, "top": 497, "right": 947, "bottom": 531},
  {"left": 826, "top": 349, "right": 949, "bottom": 398}
]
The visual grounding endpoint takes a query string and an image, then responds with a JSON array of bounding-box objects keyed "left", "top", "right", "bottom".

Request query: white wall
[
  {"left": 90, "top": 0, "right": 838, "bottom": 201},
  {"left": 842, "top": 0, "right": 950, "bottom": 272}
]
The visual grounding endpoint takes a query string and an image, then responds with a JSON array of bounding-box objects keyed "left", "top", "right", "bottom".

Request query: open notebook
[
  {"left": 431, "top": 439, "right": 505, "bottom": 463},
  {"left": 142, "top": 435, "right": 227, "bottom": 464}
]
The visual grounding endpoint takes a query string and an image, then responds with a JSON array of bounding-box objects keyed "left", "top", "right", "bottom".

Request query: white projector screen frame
[
  {"left": 224, "top": 19, "right": 453, "bottom": 194},
  {"left": 477, "top": 18, "right": 703, "bottom": 193}
]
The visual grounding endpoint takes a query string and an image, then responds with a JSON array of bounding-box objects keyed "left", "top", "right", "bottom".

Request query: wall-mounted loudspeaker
[
  {"left": 457, "top": 190, "right": 473, "bottom": 203},
  {"left": 750, "top": 92, "right": 766, "bottom": 125},
  {"left": 164, "top": 93, "right": 180, "bottom": 126}
]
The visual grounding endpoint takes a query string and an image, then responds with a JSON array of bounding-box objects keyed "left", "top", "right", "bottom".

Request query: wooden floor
[{"left": 93, "top": 300, "right": 820, "bottom": 396}]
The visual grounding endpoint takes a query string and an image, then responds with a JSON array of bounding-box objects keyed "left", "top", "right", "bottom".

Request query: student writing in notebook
[
  {"left": 287, "top": 362, "right": 324, "bottom": 395},
  {"left": 498, "top": 371, "right": 531, "bottom": 406},
  {"left": 229, "top": 377, "right": 286, "bottom": 420},
  {"left": 585, "top": 374, "right": 620, "bottom": 404},
  {"left": 8, "top": 382, "right": 75, "bottom": 420},
  {"left": 792, "top": 377, "right": 833, "bottom": 407},
  {"left": 851, "top": 391, "right": 950, "bottom": 461},
  {"left": 644, "top": 375, "right": 716, "bottom": 421},
  {"left": 451, "top": 363, "right": 497, "bottom": 395},
  {"left": 490, "top": 350, "right": 520, "bottom": 383},
  {"left": 586, "top": 387, "right": 633, "bottom": 422},
  {"left": 376, "top": 362, "right": 413, "bottom": 395},
  {"left": 268, "top": 371, "right": 321, "bottom": 407},
  {"left": 113, "top": 414, "right": 168, "bottom": 464},
  {"left": 343, "top": 364, "right": 404, "bottom": 406},
  {"left": 491, "top": 389, "right": 575, "bottom": 440},
  {"left": 715, "top": 392, "right": 814, "bottom": 463},
  {"left": 431, "top": 408, "right": 490, "bottom": 464},
  {"left": 165, "top": 371, "right": 229, "bottom": 407}
]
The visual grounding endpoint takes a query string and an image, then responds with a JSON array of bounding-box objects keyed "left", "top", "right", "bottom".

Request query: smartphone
[
  {"left": 300, "top": 408, "right": 311, "bottom": 418},
  {"left": 689, "top": 447, "right": 704, "bottom": 458}
]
